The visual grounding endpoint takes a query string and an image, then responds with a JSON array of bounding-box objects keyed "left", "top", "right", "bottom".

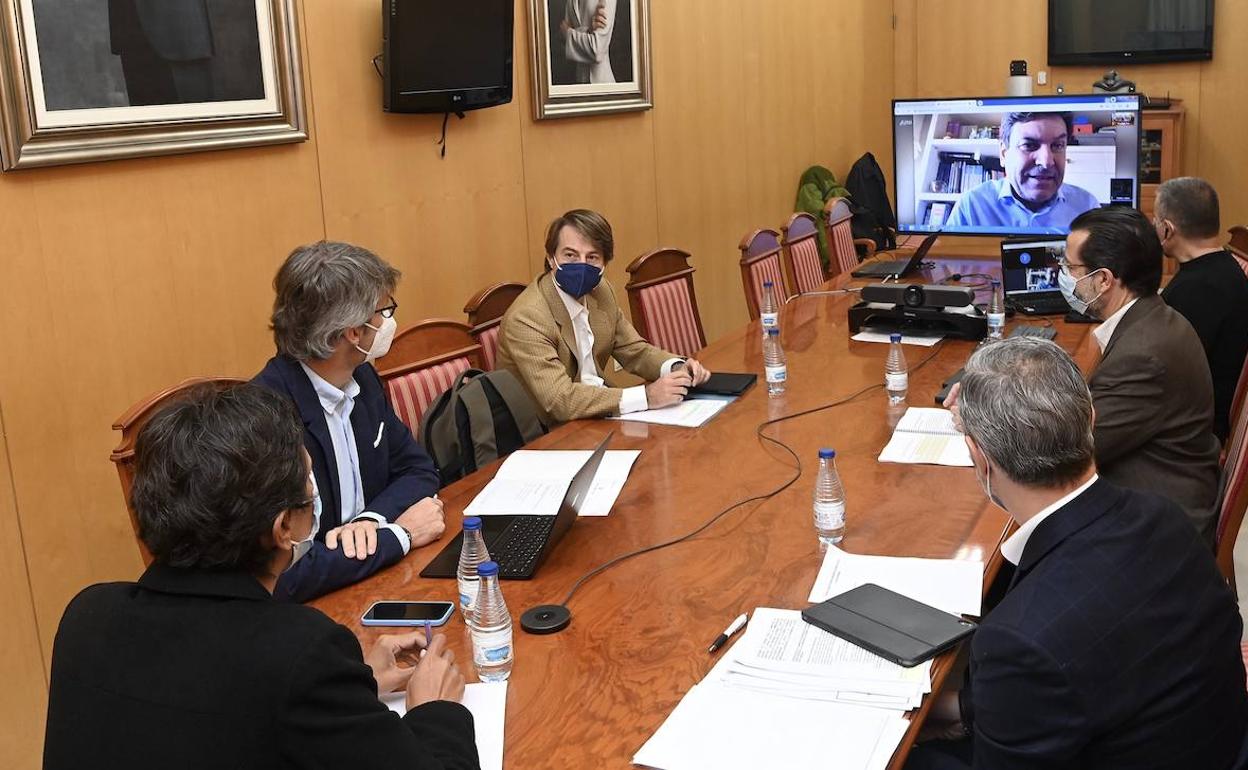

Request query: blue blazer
[
  {"left": 253, "top": 355, "right": 440, "bottom": 603},
  {"left": 960, "top": 479, "right": 1248, "bottom": 768}
]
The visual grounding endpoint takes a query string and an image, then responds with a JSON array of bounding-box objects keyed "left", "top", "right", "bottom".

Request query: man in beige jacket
[{"left": 497, "top": 209, "right": 710, "bottom": 425}]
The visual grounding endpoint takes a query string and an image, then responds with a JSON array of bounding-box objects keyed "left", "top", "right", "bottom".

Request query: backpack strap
[
  {"left": 420, "top": 368, "right": 483, "bottom": 477},
  {"left": 458, "top": 380, "right": 500, "bottom": 470},
  {"left": 486, "top": 369, "right": 546, "bottom": 441}
]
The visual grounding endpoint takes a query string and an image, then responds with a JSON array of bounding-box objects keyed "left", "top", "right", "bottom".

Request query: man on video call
[{"left": 944, "top": 112, "right": 1101, "bottom": 232}]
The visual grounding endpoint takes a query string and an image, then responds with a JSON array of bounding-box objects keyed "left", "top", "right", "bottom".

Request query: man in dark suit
[
  {"left": 253, "top": 241, "right": 445, "bottom": 603},
  {"left": 45, "top": 383, "right": 478, "bottom": 769},
  {"left": 1155, "top": 177, "right": 1248, "bottom": 441},
  {"left": 109, "top": 0, "right": 216, "bottom": 104},
  {"left": 908, "top": 337, "right": 1247, "bottom": 770},
  {"left": 1062, "top": 206, "right": 1221, "bottom": 542}
]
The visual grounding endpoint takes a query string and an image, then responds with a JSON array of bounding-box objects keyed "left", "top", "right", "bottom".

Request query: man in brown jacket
[
  {"left": 1061, "top": 206, "right": 1220, "bottom": 542},
  {"left": 497, "top": 209, "right": 710, "bottom": 425}
]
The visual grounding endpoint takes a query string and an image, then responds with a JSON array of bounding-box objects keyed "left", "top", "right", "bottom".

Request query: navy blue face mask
[{"left": 553, "top": 262, "right": 603, "bottom": 298}]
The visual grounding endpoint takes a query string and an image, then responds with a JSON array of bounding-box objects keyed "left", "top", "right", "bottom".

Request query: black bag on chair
[
  {"left": 418, "top": 368, "right": 546, "bottom": 485},
  {"left": 845, "top": 152, "right": 898, "bottom": 252}
]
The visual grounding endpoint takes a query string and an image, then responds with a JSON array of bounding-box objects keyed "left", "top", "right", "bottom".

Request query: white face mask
[
  {"left": 286, "top": 472, "right": 321, "bottom": 572},
  {"left": 355, "top": 315, "right": 396, "bottom": 362}
]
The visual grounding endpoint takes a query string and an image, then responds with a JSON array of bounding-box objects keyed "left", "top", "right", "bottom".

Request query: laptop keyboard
[{"left": 493, "top": 516, "right": 556, "bottom": 577}]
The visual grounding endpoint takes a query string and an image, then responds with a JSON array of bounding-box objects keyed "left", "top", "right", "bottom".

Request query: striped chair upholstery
[
  {"left": 829, "top": 220, "right": 859, "bottom": 275},
  {"left": 781, "top": 213, "right": 827, "bottom": 295},
  {"left": 386, "top": 357, "right": 472, "bottom": 432},
  {"left": 625, "top": 248, "right": 707, "bottom": 357},
  {"left": 1215, "top": 391, "right": 1248, "bottom": 589},
  {"left": 822, "top": 197, "right": 875, "bottom": 276},
  {"left": 637, "top": 280, "right": 703, "bottom": 357},
  {"left": 478, "top": 325, "right": 502, "bottom": 371},
  {"left": 738, "top": 228, "right": 788, "bottom": 320}
]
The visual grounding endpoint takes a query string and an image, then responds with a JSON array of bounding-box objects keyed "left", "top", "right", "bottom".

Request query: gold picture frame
[
  {"left": 0, "top": 0, "right": 306, "bottom": 171},
  {"left": 529, "top": 0, "right": 652, "bottom": 120}
]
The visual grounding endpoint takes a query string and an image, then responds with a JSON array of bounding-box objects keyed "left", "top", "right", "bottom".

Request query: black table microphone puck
[{"left": 521, "top": 604, "right": 571, "bottom": 634}]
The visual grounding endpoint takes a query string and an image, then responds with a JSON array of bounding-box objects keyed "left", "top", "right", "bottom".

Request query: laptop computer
[
  {"left": 420, "top": 433, "right": 612, "bottom": 580},
  {"left": 850, "top": 232, "right": 939, "bottom": 279},
  {"left": 1000, "top": 237, "right": 1069, "bottom": 315}
]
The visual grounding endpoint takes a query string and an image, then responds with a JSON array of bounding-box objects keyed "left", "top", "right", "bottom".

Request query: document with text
[
  {"left": 807, "top": 546, "right": 983, "bottom": 617},
  {"left": 877, "top": 407, "right": 972, "bottom": 466},
  {"left": 607, "top": 398, "right": 728, "bottom": 428},
  {"left": 463, "top": 449, "right": 640, "bottom": 517}
]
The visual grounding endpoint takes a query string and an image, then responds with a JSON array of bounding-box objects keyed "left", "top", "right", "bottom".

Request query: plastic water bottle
[
  {"left": 760, "top": 280, "right": 780, "bottom": 336},
  {"left": 764, "top": 328, "right": 787, "bottom": 396},
  {"left": 987, "top": 279, "right": 1005, "bottom": 340},
  {"left": 814, "top": 448, "right": 846, "bottom": 547},
  {"left": 457, "top": 517, "right": 490, "bottom": 617},
  {"left": 885, "top": 333, "right": 908, "bottom": 405},
  {"left": 471, "top": 561, "right": 514, "bottom": 682}
]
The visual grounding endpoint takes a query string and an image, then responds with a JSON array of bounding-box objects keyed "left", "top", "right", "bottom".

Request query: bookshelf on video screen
[{"left": 893, "top": 95, "right": 1141, "bottom": 237}]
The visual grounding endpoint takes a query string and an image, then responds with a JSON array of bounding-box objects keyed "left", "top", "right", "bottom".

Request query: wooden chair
[
  {"left": 464, "top": 282, "right": 526, "bottom": 371},
  {"left": 624, "top": 247, "right": 707, "bottom": 358},
  {"left": 1227, "top": 225, "right": 1248, "bottom": 278},
  {"left": 375, "top": 319, "right": 485, "bottom": 432},
  {"left": 737, "top": 228, "right": 788, "bottom": 320},
  {"left": 110, "top": 376, "right": 246, "bottom": 566},
  {"left": 822, "top": 197, "right": 876, "bottom": 276},
  {"left": 780, "top": 212, "right": 829, "bottom": 294},
  {"left": 1215, "top": 391, "right": 1248, "bottom": 596}
]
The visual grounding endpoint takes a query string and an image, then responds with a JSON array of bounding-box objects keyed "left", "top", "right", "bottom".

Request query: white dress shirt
[
  {"left": 1091, "top": 298, "right": 1139, "bottom": 353},
  {"left": 299, "top": 363, "right": 410, "bottom": 553},
  {"left": 554, "top": 284, "right": 681, "bottom": 414},
  {"left": 1000, "top": 474, "right": 1099, "bottom": 565}
]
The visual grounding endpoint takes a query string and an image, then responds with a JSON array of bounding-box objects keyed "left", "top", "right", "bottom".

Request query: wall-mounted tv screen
[
  {"left": 1049, "top": 0, "right": 1214, "bottom": 65},
  {"left": 893, "top": 95, "right": 1141, "bottom": 238}
]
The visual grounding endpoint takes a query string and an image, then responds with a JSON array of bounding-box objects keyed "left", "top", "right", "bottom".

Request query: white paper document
[
  {"left": 633, "top": 680, "right": 908, "bottom": 770},
  {"left": 808, "top": 545, "right": 984, "bottom": 617},
  {"left": 383, "top": 682, "right": 507, "bottom": 770},
  {"left": 877, "top": 407, "right": 973, "bottom": 466},
  {"left": 852, "top": 329, "right": 944, "bottom": 347},
  {"left": 607, "top": 398, "right": 728, "bottom": 428},
  {"left": 463, "top": 449, "right": 640, "bottom": 517}
]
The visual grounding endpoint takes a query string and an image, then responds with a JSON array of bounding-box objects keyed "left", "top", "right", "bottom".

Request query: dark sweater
[{"left": 1161, "top": 249, "right": 1248, "bottom": 441}]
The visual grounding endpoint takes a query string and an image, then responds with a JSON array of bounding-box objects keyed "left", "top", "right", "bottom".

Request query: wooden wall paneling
[
  {"left": 1196, "top": 0, "right": 1248, "bottom": 224},
  {"left": 892, "top": 0, "right": 917, "bottom": 98},
  {"left": 650, "top": 0, "right": 753, "bottom": 341},
  {"left": 303, "top": 0, "right": 534, "bottom": 322},
  {"left": 0, "top": 401, "right": 48, "bottom": 770}
]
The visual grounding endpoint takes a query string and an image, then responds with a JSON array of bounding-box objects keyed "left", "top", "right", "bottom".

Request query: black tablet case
[
  {"left": 801, "top": 583, "right": 977, "bottom": 668},
  {"left": 689, "top": 372, "right": 757, "bottom": 397}
]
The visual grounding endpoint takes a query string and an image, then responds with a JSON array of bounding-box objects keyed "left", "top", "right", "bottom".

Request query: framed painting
[
  {"left": 528, "top": 0, "right": 651, "bottom": 120},
  {"left": 0, "top": 0, "right": 306, "bottom": 170}
]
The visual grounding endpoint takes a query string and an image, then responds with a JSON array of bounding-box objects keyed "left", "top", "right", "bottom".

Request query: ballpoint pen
[{"left": 708, "top": 612, "right": 749, "bottom": 654}]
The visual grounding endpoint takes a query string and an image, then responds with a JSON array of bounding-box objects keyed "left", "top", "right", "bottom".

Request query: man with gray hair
[
  {"left": 908, "top": 337, "right": 1247, "bottom": 770},
  {"left": 253, "top": 241, "right": 445, "bottom": 603},
  {"left": 1155, "top": 177, "right": 1248, "bottom": 440}
]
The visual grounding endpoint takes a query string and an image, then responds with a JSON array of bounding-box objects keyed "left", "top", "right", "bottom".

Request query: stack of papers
[
  {"left": 851, "top": 330, "right": 944, "bottom": 347},
  {"left": 463, "top": 450, "right": 640, "bottom": 517},
  {"left": 634, "top": 608, "right": 913, "bottom": 770},
  {"left": 383, "top": 682, "right": 507, "bottom": 770},
  {"left": 608, "top": 398, "right": 728, "bottom": 427},
  {"left": 808, "top": 546, "right": 983, "bottom": 617},
  {"left": 877, "top": 407, "right": 972, "bottom": 467}
]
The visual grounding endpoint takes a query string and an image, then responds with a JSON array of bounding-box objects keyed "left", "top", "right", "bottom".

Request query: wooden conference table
[{"left": 312, "top": 254, "right": 1101, "bottom": 769}]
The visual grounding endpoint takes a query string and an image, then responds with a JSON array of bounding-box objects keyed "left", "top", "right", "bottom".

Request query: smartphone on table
[{"left": 361, "top": 600, "right": 455, "bottom": 627}]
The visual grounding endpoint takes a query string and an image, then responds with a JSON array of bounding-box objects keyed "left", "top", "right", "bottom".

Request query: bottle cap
[
  {"left": 819, "top": 448, "right": 836, "bottom": 459},
  {"left": 478, "top": 560, "right": 499, "bottom": 577},
  {"left": 763, "top": 280, "right": 773, "bottom": 287},
  {"left": 463, "top": 516, "right": 483, "bottom": 531},
  {"left": 767, "top": 328, "right": 780, "bottom": 336},
  {"left": 889, "top": 333, "right": 902, "bottom": 342},
  {"left": 992, "top": 278, "right": 1001, "bottom": 286}
]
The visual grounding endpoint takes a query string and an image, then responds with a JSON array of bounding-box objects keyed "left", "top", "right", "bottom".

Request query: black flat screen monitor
[
  {"left": 1049, "top": 0, "right": 1214, "bottom": 65},
  {"left": 892, "top": 95, "right": 1141, "bottom": 238},
  {"left": 383, "top": 0, "right": 513, "bottom": 114}
]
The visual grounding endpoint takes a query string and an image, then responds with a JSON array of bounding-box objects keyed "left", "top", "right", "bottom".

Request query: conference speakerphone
[{"left": 848, "top": 283, "right": 986, "bottom": 341}]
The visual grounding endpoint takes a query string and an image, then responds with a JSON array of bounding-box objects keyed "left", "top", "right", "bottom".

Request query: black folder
[
  {"left": 688, "top": 372, "right": 757, "bottom": 397},
  {"left": 801, "top": 583, "right": 977, "bottom": 668}
]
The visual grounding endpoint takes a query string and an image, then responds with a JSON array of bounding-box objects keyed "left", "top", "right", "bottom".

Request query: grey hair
[
  {"left": 1156, "top": 176, "right": 1220, "bottom": 240},
  {"left": 271, "top": 241, "right": 400, "bottom": 360},
  {"left": 959, "top": 337, "right": 1094, "bottom": 487}
]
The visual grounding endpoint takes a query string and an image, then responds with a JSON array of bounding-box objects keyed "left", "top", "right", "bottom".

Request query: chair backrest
[
  {"left": 375, "top": 319, "right": 484, "bottom": 431},
  {"left": 464, "top": 282, "right": 526, "bottom": 371},
  {"left": 110, "top": 376, "right": 247, "bottom": 566},
  {"left": 1216, "top": 394, "right": 1248, "bottom": 592},
  {"left": 780, "top": 212, "right": 828, "bottom": 295},
  {"left": 624, "top": 247, "right": 707, "bottom": 358},
  {"left": 1227, "top": 226, "right": 1248, "bottom": 278},
  {"left": 822, "top": 196, "right": 864, "bottom": 276},
  {"left": 737, "top": 228, "right": 788, "bottom": 320},
  {"left": 1229, "top": 355, "right": 1248, "bottom": 448}
]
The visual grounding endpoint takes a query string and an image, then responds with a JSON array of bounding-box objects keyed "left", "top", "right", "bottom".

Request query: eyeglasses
[
  {"left": 1057, "top": 256, "right": 1090, "bottom": 272},
  {"left": 374, "top": 297, "right": 398, "bottom": 319}
]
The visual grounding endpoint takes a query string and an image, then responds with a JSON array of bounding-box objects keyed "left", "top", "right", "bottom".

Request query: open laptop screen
[{"left": 1001, "top": 239, "right": 1066, "bottom": 297}]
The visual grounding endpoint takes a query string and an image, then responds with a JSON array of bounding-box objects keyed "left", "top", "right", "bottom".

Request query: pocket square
[{"left": 373, "top": 422, "right": 385, "bottom": 448}]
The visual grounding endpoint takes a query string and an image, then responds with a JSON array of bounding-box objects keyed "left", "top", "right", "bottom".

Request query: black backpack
[
  {"left": 418, "top": 369, "right": 546, "bottom": 485},
  {"left": 844, "top": 152, "right": 898, "bottom": 252}
]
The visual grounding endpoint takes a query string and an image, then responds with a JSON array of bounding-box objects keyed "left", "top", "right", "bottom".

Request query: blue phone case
[{"left": 360, "top": 601, "right": 455, "bottom": 627}]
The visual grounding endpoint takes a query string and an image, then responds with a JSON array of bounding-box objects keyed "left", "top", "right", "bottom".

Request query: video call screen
[
  {"left": 893, "top": 95, "right": 1141, "bottom": 237},
  {"left": 1000, "top": 240, "right": 1066, "bottom": 296}
]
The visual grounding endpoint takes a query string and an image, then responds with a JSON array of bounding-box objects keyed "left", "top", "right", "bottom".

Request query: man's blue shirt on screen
[{"left": 944, "top": 178, "right": 1101, "bottom": 233}]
